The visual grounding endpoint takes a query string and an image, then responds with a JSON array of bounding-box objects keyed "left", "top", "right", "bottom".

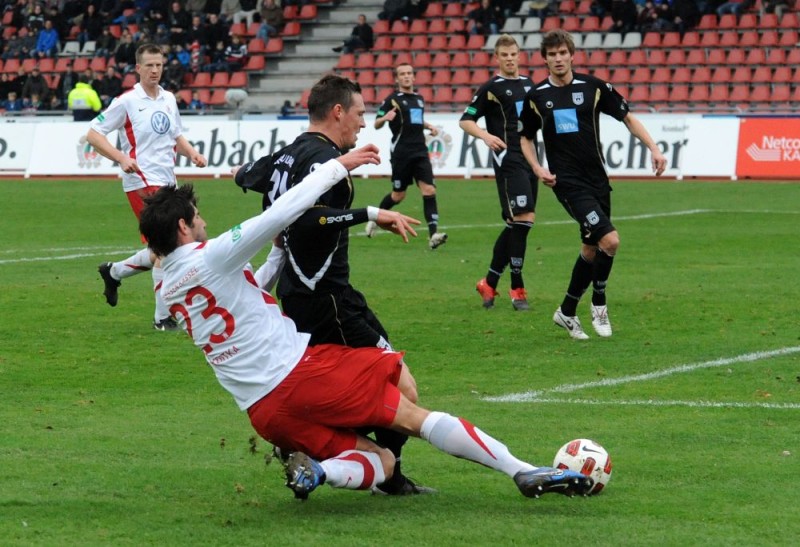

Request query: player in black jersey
[
  {"left": 519, "top": 29, "right": 667, "bottom": 339},
  {"left": 459, "top": 34, "right": 536, "bottom": 312},
  {"left": 234, "top": 75, "right": 434, "bottom": 495},
  {"left": 371, "top": 63, "right": 448, "bottom": 250}
]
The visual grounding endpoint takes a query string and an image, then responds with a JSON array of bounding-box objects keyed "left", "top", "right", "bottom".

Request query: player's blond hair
[{"left": 494, "top": 34, "right": 520, "bottom": 54}]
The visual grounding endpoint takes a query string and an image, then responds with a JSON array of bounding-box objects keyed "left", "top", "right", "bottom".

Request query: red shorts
[
  {"left": 247, "top": 344, "right": 404, "bottom": 460},
  {"left": 126, "top": 186, "right": 164, "bottom": 243}
]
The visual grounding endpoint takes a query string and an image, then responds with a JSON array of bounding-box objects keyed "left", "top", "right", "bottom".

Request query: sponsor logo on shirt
[
  {"left": 554, "top": 109, "right": 579, "bottom": 134},
  {"left": 151, "top": 111, "right": 170, "bottom": 134},
  {"left": 465, "top": 106, "right": 477, "bottom": 115},
  {"left": 231, "top": 224, "right": 242, "bottom": 242},
  {"left": 409, "top": 108, "right": 423, "bottom": 125},
  {"left": 319, "top": 213, "right": 354, "bottom": 225}
]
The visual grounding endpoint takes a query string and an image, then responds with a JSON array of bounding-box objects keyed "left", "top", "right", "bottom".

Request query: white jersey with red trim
[
  {"left": 90, "top": 83, "right": 183, "bottom": 192},
  {"left": 159, "top": 159, "right": 349, "bottom": 410}
]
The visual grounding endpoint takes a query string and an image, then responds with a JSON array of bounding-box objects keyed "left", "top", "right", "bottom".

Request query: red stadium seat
[
  {"left": 448, "top": 35, "right": 467, "bottom": 50},
  {"left": 759, "top": 30, "right": 779, "bottom": 47},
  {"left": 641, "top": 33, "right": 661, "bottom": 48},
  {"left": 424, "top": 2, "right": 443, "bottom": 16},
  {"left": 451, "top": 69, "right": 471, "bottom": 86},
  {"left": 718, "top": 14, "right": 737, "bottom": 28},
  {"left": 466, "top": 34, "right": 485, "bottom": 50},
  {"left": 447, "top": 19, "right": 466, "bottom": 34},
  {"left": 265, "top": 38, "right": 284, "bottom": 54},
  {"left": 772, "top": 66, "right": 792, "bottom": 83},
  {"left": 738, "top": 14, "right": 758, "bottom": 27},
  {"left": 248, "top": 38, "right": 266, "bottom": 53},
  {"left": 719, "top": 31, "right": 740, "bottom": 47},
  {"left": 429, "top": 35, "right": 447, "bottom": 50},
  {"left": 778, "top": 30, "right": 798, "bottom": 46},
  {"left": 671, "top": 67, "right": 691, "bottom": 84},
  {"left": 452, "top": 51, "right": 471, "bottom": 67},
  {"left": 336, "top": 53, "right": 356, "bottom": 70},
  {"left": 661, "top": 32, "right": 681, "bottom": 48},
  {"left": 700, "top": 32, "right": 719, "bottom": 47},
  {"left": 612, "top": 67, "right": 631, "bottom": 82},
  {"left": 697, "top": 14, "right": 716, "bottom": 29},
  {"left": 651, "top": 67, "right": 671, "bottom": 82},
  {"left": 770, "top": 84, "right": 790, "bottom": 102},
  {"left": 229, "top": 72, "right": 247, "bottom": 88},
  {"left": 374, "top": 53, "right": 394, "bottom": 69},
  {"left": 608, "top": 50, "right": 628, "bottom": 66},
  {"left": 207, "top": 89, "right": 228, "bottom": 106},
  {"left": 409, "top": 35, "right": 428, "bottom": 51},
  {"left": 731, "top": 67, "right": 751, "bottom": 83},
  {"left": 708, "top": 84, "right": 728, "bottom": 103},
  {"left": 360, "top": 86, "right": 376, "bottom": 105},
  {"left": 431, "top": 86, "right": 453, "bottom": 103},
  {"left": 689, "top": 84, "right": 711, "bottom": 103},
  {"left": 706, "top": 49, "right": 726, "bottom": 65},
  {"left": 649, "top": 84, "right": 670, "bottom": 102},
  {"left": 726, "top": 48, "right": 745, "bottom": 64},
  {"left": 414, "top": 52, "right": 431, "bottom": 68},
  {"left": 431, "top": 69, "right": 451, "bottom": 86},
  {"left": 685, "top": 49, "right": 706, "bottom": 66},
  {"left": 581, "top": 16, "right": 601, "bottom": 31},
  {"left": 765, "top": 48, "right": 787, "bottom": 65},
  {"left": 395, "top": 52, "right": 413, "bottom": 66},
  {"left": 414, "top": 69, "right": 432, "bottom": 86},
  {"left": 630, "top": 67, "right": 651, "bottom": 83},
  {"left": 693, "top": 67, "right": 712, "bottom": 83},
  {"left": 670, "top": 84, "right": 690, "bottom": 103},
  {"left": 372, "top": 36, "right": 392, "bottom": 50},
  {"left": 628, "top": 85, "right": 649, "bottom": 103},
  {"left": 648, "top": 50, "right": 667, "bottom": 66},
  {"left": 443, "top": 2, "right": 463, "bottom": 16},
  {"left": 431, "top": 52, "right": 451, "bottom": 68},
  {"left": 665, "top": 49, "right": 686, "bottom": 66},
  {"left": 389, "top": 20, "right": 408, "bottom": 34},
  {"left": 427, "top": 19, "right": 446, "bottom": 34},
  {"left": 298, "top": 5, "right": 318, "bottom": 20},
  {"left": 750, "top": 66, "right": 772, "bottom": 83},
  {"left": 471, "top": 69, "right": 491, "bottom": 85},
  {"left": 711, "top": 66, "right": 731, "bottom": 83},
  {"left": 122, "top": 73, "right": 137, "bottom": 89},
  {"left": 587, "top": 50, "right": 608, "bottom": 66},
  {"left": 780, "top": 12, "right": 799, "bottom": 28},
  {"left": 375, "top": 69, "right": 394, "bottom": 87},
  {"left": 244, "top": 55, "right": 265, "bottom": 71},
  {"left": 392, "top": 35, "right": 411, "bottom": 50},
  {"left": 729, "top": 84, "right": 750, "bottom": 104},
  {"left": 191, "top": 72, "right": 212, "bottom": 87},
  {"left": 681, "top": 31, "right": 700, "bottom": 47},
  {"left": 211, "top": 72, "right": 230, "bottom": 87},
  {"left": 592, "top": 67, "right": 611, "bottom": 81},
  {"left": 372, "top": 20, "right": 389, "bottom": 34},
  {"left": 408, "top": 19, "right": 427, "bottom": 34},
  {"left": 562, "top": 16, "right": 581, "bottom": 32}
]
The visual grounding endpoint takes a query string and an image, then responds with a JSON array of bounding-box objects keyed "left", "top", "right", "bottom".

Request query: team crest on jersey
[
  {"left": 505, "top": 89, "right": 512, "bottom": 96},
  {"left": 546, "top": 100, "right": 554, "bottom": 109},
  {"left": 586, "top": 211, "right": 600, "bottom": 225},
  {"left": 572, "top": 92, "right": 584, "bottom": 106},
  {"left": 151, "top": 111, "right": 170, "bottom": 134},
  {"left": 516, "top": 195, "right": 528, "bottom": 207}
]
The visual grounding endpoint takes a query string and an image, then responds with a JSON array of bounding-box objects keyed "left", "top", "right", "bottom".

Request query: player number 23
[{"left": 170, "top": 286, "right": 235, "bottom": 355}]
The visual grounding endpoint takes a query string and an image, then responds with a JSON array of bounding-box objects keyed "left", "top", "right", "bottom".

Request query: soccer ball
[{"left": 553, "top": 438, "right": 612, "bottom": 495}]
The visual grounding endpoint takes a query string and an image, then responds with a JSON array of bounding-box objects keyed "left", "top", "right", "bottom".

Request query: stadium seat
[
  {"left": 89, "top": 57, "right": 106, "bottom": 72},
  {"left": 502, "top": 17, "right": 522, "bottom": 33},
  {"left": 414, "top": 69, "right": 432, "bottom": 86},
  {"left": 60, "top": 41, "right": 81, "bottom": 56},
  {"left": 523, "top": 34, "right": 542, "bottom": 50},
  {"left": 729, "top": 84, "right": 751, "bottom": 104},
  {"left": 620, "top": 32, "right": 642, "bottom": 49},
  {"left": 360, "top": 86, "right": 376, "bottom": 105},
  {"left": 372, "top": 36, "right": 392, "bottom": 51},
  {"left": 778, "top": 30, "right": 798, "bottom": 46},
  {"left": 562, "top": 16, "right": 581, "bottom": 33},
  {"left": 408, "top": 19, "right": 427, "bottom": 33},
  {"left": 577, "top": 0, "right": 593, "bottom": 13},
  {"left": 541, "top": 16, "right": 561, "bottom": 32},
  {"left": 671, "top": 67, "right": 691, "bottom": 84},
  {"left": 772, "top": 66, "right": 792, "bottom": 83},
  {"left": 431, "top": 52, "right": 451, "bottom": 68},
  {"left": 38, "top": 58, "right": 54, "bottom": 73},
  {"left": 466, "top": 34, "right": 486, "bottom": 50},
  {"left": 427, "top": 19, "right": 446, "bottom": 34},
  {"left": 72, "top": 57, "right": 89, "bottom": 72},
  {"left": 21, "top": 58, "right": 37, "bottom": 73},
  {"left": 692, "top": 67, "right": 712, "bottom": 83},
  {"left": 298, "top": 5, "right": 318, "bottom": 20},
  {"left": 560, "top": 0, "right": 577, "bottom": 13},
  {"left": 707, "top": 49, "right": 726, "bottom": 65},
  {"left": 471, "top": 68, "right": 491, "bottom": 85},
  {"left": 726, "top": 49, "right": 745, "bottom": 64},
  {"left": 759, "top": 30, "right": 779, "bottom": 47},
  {"left": 719, "top": 31, "right": 739, "bottom": 47},
  {"left": 1, "top": 10, "right": 12, "bottom": 25},
  {"left": 784, "top": 48, "right": 800, "bottom": 65},
  {"left": 697, "top": 14, "right": 716, "bottom": 29},
  {"left": 375, "top": 69, "right": 394, "bottom": 87},
  {"left": 765, "top": 48, "right": 786, "bottom": 66},
  {"left": 700, "top": 32, "right": 719, "bottom": 47},
  {"left": 607, "top": 50, "right": 628, "bottom": 66},
  {"left": 414, "top": 52, "right": 431, "bottom": 68},
  {"left": 630, "top": 67, "right": 651, "bottom": 83},
  {"left": 581, "top": 32, "right": 603, "bottom": 49},
  {"left": 416, "top": 86, "right": 433, "bottom": 103},
  {"left": 374, "top": 53, "right": 394, "bottom": 69},
  {"left": 685, "top": 49, "right": 706, "bottom": 66},
  {"left": 689, "top": 84, "right": 710, "bottom": 103},
  {"left": 298, "top": 88, "right": 311, "bottom": 108},
  {"left": 424, "top": 2, "right": 443, "bottom": 16},
  {"left": 211, "top": 72, "right": 230, "bottom": 87},
  {"left": 122, "top": 73, "right": 137, "bottom": 89},
  {"left": 452, "top": 85, "right": 474, "bottom": 104},
  {"left": 448, "top": 35, "right": 467, "bottom": 50},
  {"left": 395, "top": 52, "right": 413, "bottom": 66},
  {"left": 207, "top": 89, "right": 228, "bottom": 106},
  {"left": 718, "top": 14, "right": 737, "bottom": 29},
  {"left": 593, "top": 67, "right": 611, "bottom": 81},
  {"left": 738, "top": 13, "right": 758, "bottom": 27},
  {"left": 751, "top": 66, "right": 772, "bottom": 83},
  {"left": 431, "top": 86, "right": 453, "bottom": 104},
  {"left": 244, "top": 55, "right": 265, "bottom": 71},
  {"left": 2, "top": 58, "right": 18, "bottom": 74},
  {"left": 660, "top": 32, "right": 680, "bottom": 48},
  {"left": 389, "top": 20, "right": 408, "bottom": 34},
  {"left": 522, "top": 17, "right": 542, "bottom": 32},
  {"left": 452, "top": 51, "right": 470, "bottom": 67},
  {"left": 372, "top": 20, "right": 389, "bottom": 33},
  {"left": 648, "top": 50, "right": 667, "bottom": 66},
  {"left": 248, "top": 38, "right": 266, "bottom": 53},
  {"left": 708, "top": 84, "right": 728, "bottom": 103},
  {"left": 612, "top": 67, "right": 631, "bottom": 82},
  {"left": 444, "top": 2, "right": 464, "bottom": 16},
  {"left": 711, "top": 67, "right": 731, "bottom": 83},
  {"left": 581, "top": 16, "right": 601, "bottom": 32},
  {"left": 431, "top": 69, "right": 451, "bottom": 86},
  {"left": 731, "top": 67, "right": 751, "bottom": 83},
  {"left": 429, "top": 35, "right": 447, "bottom": 51},
  {"left": 628, "top": 85, "right": 649, "bottom": 103},
  {"left": 336, "top": 53, "right": 356, "bottom": 70},
  {"left": 770, "top": 84, "right": 790, "bottom": 102},
  {"left": 651, "top": 67, "right": 671, "bottom": 82},
  {"left": 649, "top": 84, "right": 670, "bottom": 102},
  {"left": 265, "top": 38, "right": 284, "bottom": 54},
  {"left": 628, "top": 50, "right": 647, "bottom": 66},
  {"left": 409, "top": 35, "right": 428, "bottom": 51},
  {"left": 681, "top": 31, "right": 700, "bottom": 47},
  {"left": 587, "top": 50, "right": 608, "bottom": 66},
  {"left": 447, "top": 19, "right": 466, "bottom": 34},
  {"left": 192, "top": 72, "right": 212, "bottom": 88},
  {"left": 229, "top": 72, "right": 247, "bottom": 88},
  {"left": 670, "top": 84, "right": 690, "bottom": 103},
  {"left": 392, "top": 35, "right": 411, "bottom": 50},
  {"left": 602, "top": 33, "right": 622, "bottom": 49},
  {"left": 779, "top": 12, "right": 799, "bottom": 28},
  {"left": 665, "top": 49, "right": 686, "bottom": 66},
  {"left": 641, "top": 32, "right": 661, "bottom": 48}
]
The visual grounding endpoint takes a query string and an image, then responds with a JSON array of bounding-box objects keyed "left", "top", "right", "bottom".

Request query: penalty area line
[
  {"left": 484, "top": 346, "right": 800, "bottom": 404},
  {"left": 520, "top": 397, "right": 800, "bottom": 410}
]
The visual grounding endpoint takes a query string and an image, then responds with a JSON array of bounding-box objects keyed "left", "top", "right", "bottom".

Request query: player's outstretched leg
[
  {"left": 514, "top": 467, "right": 594, "bottom": 498},
  {"left": 98, "top": 262, "right": 121, "bottom": 307}
]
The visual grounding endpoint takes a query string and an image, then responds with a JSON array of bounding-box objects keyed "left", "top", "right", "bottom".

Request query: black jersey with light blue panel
[
  {"left": 519, "top": 72, "right": 629, "bottom": 194},
  {"left": 460, "top": 74, "right": 533, "bottom": 160},
  {"left": 376, "top": 90, "right": 429, "bottom": 159}
]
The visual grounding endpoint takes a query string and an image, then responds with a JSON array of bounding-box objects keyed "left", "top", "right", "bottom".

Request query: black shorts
[
  {"left": 493, "top": 155, "right": 537, "bottom": 220},
  {"left": 280, "top": 285, "right": 391, "bottom": 349},
  {"left": 556, "top": 190, "right": 615, "bottom": 245},
  {"left": 390, "top": 155, "right": 435, "bottom": 192}
]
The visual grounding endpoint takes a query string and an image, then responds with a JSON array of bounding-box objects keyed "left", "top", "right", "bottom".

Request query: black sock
[
  {"left": 486, "top": 226, "right": 511, "bottom": 288},
  {"left": 379, "top": 193, "right": 397, "bottom": 210},
  {"left": 422, "top": 194, "right": 438, "bottom": 237},
  {"left": 374, "top": 428, "right": 409, "bottom": 486},
  {"left": 592, "top": 250, "right": 614, "bottom": 306},
  {"left": 560, "top": 253, "right": 593, "bottom": 316},
  {"left": 508, "top": 221, "right": 532, "bottom": 290}
]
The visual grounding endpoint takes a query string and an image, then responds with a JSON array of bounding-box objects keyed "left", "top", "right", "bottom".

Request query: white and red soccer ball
[{"left": 553, "top": 438, "right": 612, "bottom": 495}]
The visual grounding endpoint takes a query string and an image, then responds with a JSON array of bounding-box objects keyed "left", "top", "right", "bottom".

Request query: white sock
[
  {"left": 420, "top": 411, "right": 535, "bottom": 477},
  {"left": 152, "top": 267, "right": 169, "bottom": 322},
  {"left": 319, "top": 450, "right": 386, "bottom": 490},
  {"left": 111, "top": 248, "right": 153, "bottom": 280}
]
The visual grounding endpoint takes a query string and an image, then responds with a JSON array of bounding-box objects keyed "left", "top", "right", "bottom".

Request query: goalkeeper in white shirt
[{"left": 137, "top": 143, "right": 593, "bottom": 501}]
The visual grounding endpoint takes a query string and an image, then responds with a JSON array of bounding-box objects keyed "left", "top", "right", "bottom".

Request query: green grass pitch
[{"left": 1, "top": 176, "right": 798, "bottom": 546}]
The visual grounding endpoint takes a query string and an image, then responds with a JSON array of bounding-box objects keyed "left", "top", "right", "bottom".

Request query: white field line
[
  {"left": 0, "top": 209, "right": 794, "bottom": 265},
  {"left": 517, "top": 398, "right": 800, "bottom": 410},
  {"left": 484, "top": 346, "right": 800, "bottom": 407}
]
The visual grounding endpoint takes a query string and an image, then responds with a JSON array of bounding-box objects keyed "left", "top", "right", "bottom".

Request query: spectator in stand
[
  {"left": 26, "top": 3, "right": 45, "bottom": 32},
  {"left": 95, "top": 26, "right": 118, "bottom": 60},
  {"left": 469, "top": 0, "right": 504, "bottom": 37},
  {"left": 189, "top": 90, "right": 205, "bottom": 111},
  {"left": 115, "top": 30, "right": 139, "bottom": 74},
  {"left": 186, "top": 14, "right": 211, "bottom": 51},
  {"left": 44, "top": 93, "right": 63, "bottom": 111},
  {"left": 2, "top": 91, "right": 24, "bottom": 112},
  {"left": 332, "top": 14, "right": 374, "bottom": 53},
  {"left": 98, "top": 66, "right": 123, "bottom": 106},
  {"left": 224, "top": 33, "right": 247, "bottom": 71},
  {"left": 0, "top": 73, "right": 13, "bottom": 102},
  {"left": 637, "top": 0, "right": 660, "bottom": 31},
  {"left": 168, "top": 1, "right": 192, "bottom": 46},
  {"left": 234, "top": 0, "right": 259, "bottom": 26},
  {"left": 279, "top": 99, "right": 296, "bottom": 117},
  {"left": 763, "top": 0, "right": 789, "bottom": 17},
  {"left": 206, "top": 12, "right": 230, "bottom": 47},
  {"left": 653, "top": 0, "right": 677, "bottom": 29},
  {"left": 220, "top": 0, "right": 242, "bottom": 22},
  {"left": 528, "top": 0, "right": 559, "bottom": 21},
  {"left": 13, "top": 66, "right": 27, "bottom": 97},
  {"left": 33, "top": 19, "right": 59, "bottom": 58},
  {"left": 610, "top": 0, "right": 638, "bottom": 35},
  {"left": 257, "top": 0, "right": 285, "bottom": 42},
  {"left": 670, "top": 0, "right": 699, "bottom": 33},
  {"left": 2, "top": 34, "right": 24, "bottom": 61},
  {"left": 21, "top": 65, "right": 47, "bottom": 100},
  {"left": 186, "top": 0, "right": 209, "bottom": 14},
  {"left": 172, "top": 43, "right": 192, "bottom": 68},
  {"left": 18, "top": 27, "right": 38, "bottom": 59},
  {"left": 163, "top": 57, "right": 186, "bottom": 92},
  {"left": 78, "top": 4, "right": 104, "bottom": 50},
  {"left": 716, "top": 0, "right": 752, "bottom": 16},
  {"left": 53, "top": 61, "right": 77, "bottom": 100},
  {"left": 203, "top": 40, "right": 229, "bottom": 72},
  {"left": 68, "top": 74, "right": 102, "bottom": 121},
  {"left": 378, "top": 0, "right": 413, "bottom": 24},
  {"left": 153, "top": 23, "right": 172, "bottom": 47},
  {"left": 22, "top": 92, "right": 42, "bottom": 112},
  {"left": 146, "top": 2, "right": 170, "bottom": 32},
  {"left": 176, "top": 90, "right": 189, "bottom": 110}
]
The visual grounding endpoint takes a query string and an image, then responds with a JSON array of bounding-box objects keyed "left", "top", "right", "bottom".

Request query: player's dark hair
[
  {"left": 307, "top": 74, "right": 362, "bottom": 123},
  {"left": 540, "top": 29, "right": 576, "bottom": 56},
  {"left": 135, "top": 43, "right": 165, "bottom": 65},
  {"left": 139, "top": 185, "right": 198, "bottom": 257}
]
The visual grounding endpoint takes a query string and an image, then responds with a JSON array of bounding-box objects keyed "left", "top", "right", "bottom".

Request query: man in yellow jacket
[{"left": 68, "top": 75, "right": 102, "bottom": 122}]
